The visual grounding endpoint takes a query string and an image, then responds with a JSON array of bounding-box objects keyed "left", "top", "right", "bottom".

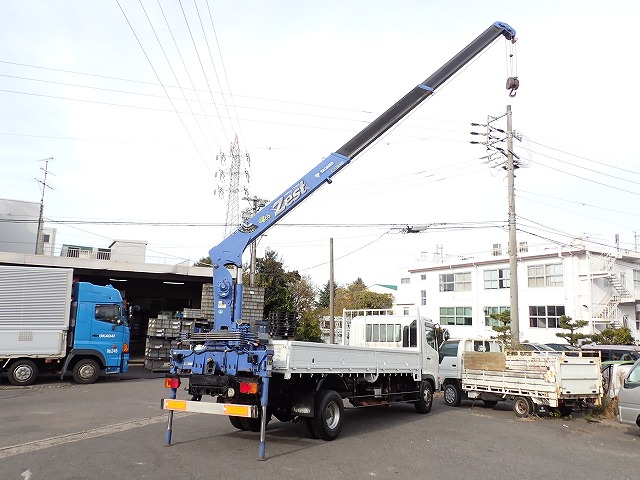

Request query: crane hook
[{"left": 506, "top": 76, "right": 519, "bottom": 97}]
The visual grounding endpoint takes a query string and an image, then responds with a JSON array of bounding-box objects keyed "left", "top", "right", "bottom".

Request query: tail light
[
  {"left": 165, "top": 377, "right": 181, "bottom": 389},
  {"left": 239, "top": 381, "right": 259, "bottom": 394},
  {"left": 122, "top": 343, "right": 129, "bottom": 353}
]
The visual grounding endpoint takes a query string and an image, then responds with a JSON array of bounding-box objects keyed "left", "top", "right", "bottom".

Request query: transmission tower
[{"left": 216, "top": 135, "right": 252, "bottom": 237}]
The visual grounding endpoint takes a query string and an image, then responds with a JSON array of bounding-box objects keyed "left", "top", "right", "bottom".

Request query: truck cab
[
  {"left": 67, "top": 282, "right": 130, "bottom": 382},
  {"left": 348, "top": 314, "right": 440, "bottom": 384},
  {"left": 438, "top": 338, "right": 504, "bottom": 406}
]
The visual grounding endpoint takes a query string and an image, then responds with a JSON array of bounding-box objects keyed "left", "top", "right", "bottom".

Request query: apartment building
[{"left": 394, "top": 243, "right": 640, "bottom": 344}]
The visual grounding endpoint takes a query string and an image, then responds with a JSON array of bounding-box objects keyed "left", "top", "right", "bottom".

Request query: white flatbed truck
[
  {"left": 165, "top": 310, "right": 438, "bottom": 439},
  {"left": 439, "top": 338, "right": 603, "bottom": 417}
]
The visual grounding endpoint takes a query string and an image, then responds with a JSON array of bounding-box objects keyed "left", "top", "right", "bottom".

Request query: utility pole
[
  {"left": 506, "top": 105, "right": 520, "bottom": 347},
  {"left": 35, "top": 158, "right": 54, "bottom": 255},
  {"left": 471, "top": 106, "right": 521, "bottom": 346},
  {"left": 241, "top": 195, "right": 268, "bottom": 286},
  {"left": 329, "top": 238, "right": 335, "bottom": 344}
]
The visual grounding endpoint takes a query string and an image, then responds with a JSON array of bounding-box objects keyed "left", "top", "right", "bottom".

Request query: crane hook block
[{"left": 506, "top": 77, "right": 519, "bottom": 97}]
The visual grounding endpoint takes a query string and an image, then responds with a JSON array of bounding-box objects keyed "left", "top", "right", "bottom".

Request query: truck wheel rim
[
  {"left": 515, "top": 399, "right": 527, "bottom": 415},
  {"left": 79, "top": 364, "right": 96, "bottom": 379},
  {"left": 325, "top": 401, "right": 340, "bottom": 430},
  {"left": 445, "top": 387, "right": 455, "bottom": 403},
  {"left": 423, "top": 387, "right": 433, "bottom": 404},
  {"left": 15, "top": 366, "right": 33, "bottom": 382}
]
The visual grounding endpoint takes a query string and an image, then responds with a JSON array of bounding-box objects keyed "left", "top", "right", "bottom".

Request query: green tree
[
  {"left": 255, "top": 248, "right": 295, "bottom": 315},
  {"left": 290, "top": 274, "right": 317, "bottom": 317},
  {"left": 317, "top": 281, "right": 337, "bottom": 309},
  {"left": 352, "top": 290, "right": 393, "bottom": 309},
  {"left": 490, "top": 309, "right": 514, "bottom": 349},
  {"left": 588, "top": 327, "right": 635, "bottom": 345},
  {"left": 193, "top": 256, "right": 212, "bottom": 267},
  {"left": 555, "top": 315, "right": 589, "bottom": 346},
  {"left": 296, "top": 310, "right": 323, "bottom": 342}
]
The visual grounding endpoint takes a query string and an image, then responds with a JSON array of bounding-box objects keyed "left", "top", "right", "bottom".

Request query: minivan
[
  {"left": 580, "top": 344, "right": 640, "bottom": 363},
  {"left": 618, "top": 359, "right": 640, "bottom": 428}
]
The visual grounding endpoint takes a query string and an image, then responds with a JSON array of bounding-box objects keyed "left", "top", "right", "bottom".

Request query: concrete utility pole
[
  {"left": 329, "top": 238, "right": 335, "bottom": 344},
  {"left": 471, "top": 106, "right": 521, "bottom": 345},
  {"left": 506, "top": 105, "right": 520, "bottom": 346},
  {"left": 242, "top": 195, "right": 268, "bottom": 286},
  {"left": 35, "top": 158, "right": 54, "bottom": 255}
]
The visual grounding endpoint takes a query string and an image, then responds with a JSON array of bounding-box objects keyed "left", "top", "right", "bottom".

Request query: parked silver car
[{"left": 618, "top": 359, "right": 640, "bottom": 428}]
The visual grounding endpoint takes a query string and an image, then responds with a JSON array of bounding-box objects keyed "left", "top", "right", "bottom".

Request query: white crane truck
[
  {"left": 438, "top": 338, "right": 603, "bottom": 417},
  {"left": 161, "top": 21, "right": 518, "bottom": 460}
]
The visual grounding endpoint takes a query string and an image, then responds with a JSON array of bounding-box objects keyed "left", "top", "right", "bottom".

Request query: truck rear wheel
[
  {"left": 229, "top": 416, "right": 246, "bottom": 430},
  {"left": 72, "top": 359, "right": 100, "bottom": 384},
  {"left": 415, "top": 380, "right": 433, "bottom": 413},
  {"left": 444, "top": 382, "right": 462, "bottom": 407},
  {"left": 312, "top": 390, "right": 344, "bottom": 440},
  {"left": 300, "top": 417, "right": 318, "bottom": 439},
  {"left": 513, "top": 396, "right": 533, "bottom": 418},
  {"left": 8, "top": 359, "right": 38, "bottom": 386}
]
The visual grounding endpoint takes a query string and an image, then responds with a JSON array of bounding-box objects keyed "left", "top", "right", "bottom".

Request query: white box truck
[{"left": 0, "top": 265, "right": 130, "bottom": 385}]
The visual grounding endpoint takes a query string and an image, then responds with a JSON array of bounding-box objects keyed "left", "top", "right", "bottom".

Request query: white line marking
[{"left": 0, "top": 413, "right": 193, "bottom": 459}]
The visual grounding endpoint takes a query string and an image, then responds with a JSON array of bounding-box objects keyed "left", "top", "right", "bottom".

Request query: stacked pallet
[
  {"left": 268, "top": 311, "right": 298, "bottom": 339},
  {"left": 200, "top": 283, "right": 214, "bottom": 320},
  {"left": 144, "top": 316, "right": 194, "bottom": 372}
]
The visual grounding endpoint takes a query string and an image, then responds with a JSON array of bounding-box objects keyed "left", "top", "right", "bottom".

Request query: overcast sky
[{"left": 1, "top": 1, "right": 639, "bottom": 288}]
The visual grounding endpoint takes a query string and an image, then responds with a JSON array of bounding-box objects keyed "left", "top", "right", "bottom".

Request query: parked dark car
[
  {"left": 516, "top": 343, "right": 562, "bottom": 356},
  {"left": 545, "top": 343, "right": 580, "bottom": 352},
  {"left": 580, "top": 345, "right": 640, "bottom": 363}
]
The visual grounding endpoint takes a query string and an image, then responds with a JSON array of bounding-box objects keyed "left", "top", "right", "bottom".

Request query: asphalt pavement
[{"left": 1, "top": 366, "right": 639, "bottom": 480}]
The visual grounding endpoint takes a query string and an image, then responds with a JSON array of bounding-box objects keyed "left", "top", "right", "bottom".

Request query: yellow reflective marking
[
  {"left": 224, "top": 404, "right": 250, "bottom": 417},
  {"left": 164, "top": 399, "right": 187, "bottom": 411}
]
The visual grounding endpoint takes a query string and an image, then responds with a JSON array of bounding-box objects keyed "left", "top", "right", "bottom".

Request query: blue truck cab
[{"left": 64, "top": 282, "right": 130, "bottom": 382}]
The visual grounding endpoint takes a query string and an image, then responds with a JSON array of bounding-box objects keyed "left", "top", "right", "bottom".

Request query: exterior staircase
[{"left": 591, "top": 254, "right": 634, "bottom": 329}]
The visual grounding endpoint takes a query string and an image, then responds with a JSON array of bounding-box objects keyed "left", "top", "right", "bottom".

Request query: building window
[
  {"left": 484, "top": 268, "right": 510, "bottom": 289},
  {"left": 401, "top": 277, "right": 410, "bottom": 284},
  {"left": 439, "top": 272, "right": 471, "bottom": 292},
  {"left": 492, "top": 243, "right": 502, "bottom": 256},
  {"left": 420, "top": 290, "right": 427, "bottom": 306},
  {"left": 634, "top": 270, "right": 640, "bottom": 289},
  {"left": 403, "top": 307, "right": 410, "bottom": 316},
  {"left": 485, "top": 306, "right": 509, "bottom": 327},
  {"left": 420, "top": 274, "right": 426, "bottom": 280},
  {"left": 527, "top": 263, "right": 563, "bottom": 288},
  {"left": 529, "top": 305, "right": 565, "bottom": 328},
  {"left": 440, "top": 307, "right": 472, "bottom": 326}
]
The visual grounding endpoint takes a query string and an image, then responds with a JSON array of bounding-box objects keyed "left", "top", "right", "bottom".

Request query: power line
[
  {"left": 525, "top": 138, "right": 640, "bottom": 176},
  {"left": 115, "top": 0, "right": 215, "bottom": 179}
]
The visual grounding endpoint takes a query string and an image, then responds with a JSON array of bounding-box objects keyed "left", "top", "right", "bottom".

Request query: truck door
[
  {"left": 74, "top": 302, "right": 126, "bottom": 368},
  {"left": 438, "top": 340, "right": 461, "bottom": 383},
  {"left": 422, "top": 322, "right": 439, "bottom": 379}
]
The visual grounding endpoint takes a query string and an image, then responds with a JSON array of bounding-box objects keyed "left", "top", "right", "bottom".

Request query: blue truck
[
  {"left": 162, "top": 21, "right": 518, "bottom": 460},
  {"left": 0, "top": 264, "right": 130, "bottom": 385}
]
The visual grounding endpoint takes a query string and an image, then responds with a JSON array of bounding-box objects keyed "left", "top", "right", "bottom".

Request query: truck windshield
[{"left": 95, "top": 304, "right": 126, "bottom": 326}]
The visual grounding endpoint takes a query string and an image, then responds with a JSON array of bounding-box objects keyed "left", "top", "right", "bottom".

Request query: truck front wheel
[
  {"left": 72, "top": 359, "right": 100, "bottom": 384},
  {"left": 415, "top": 380, "right": 433, "bottom": 414},
  {"left": 8, "top": 359, "right": 38, "bottom": 386},
  {"left": 312, "top": 390, "right": 344, "bottom": 440},
  {"left": 444, "top": 382, "right": 461, "bottom": 407}
]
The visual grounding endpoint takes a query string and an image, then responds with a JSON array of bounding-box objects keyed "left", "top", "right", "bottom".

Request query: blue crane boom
[{"left": 164, "top": 21, "right": 517, "bottom": 460}]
